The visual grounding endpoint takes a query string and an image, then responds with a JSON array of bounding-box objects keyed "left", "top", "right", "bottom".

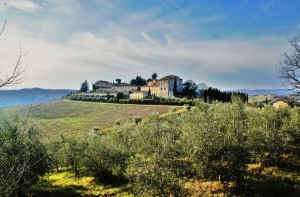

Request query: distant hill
[
  {"left": 0, "top": 88, "right": 75, "bottom": 108},
  {"left": 234, "top": 89, "right": 292, "bottom": 96}
]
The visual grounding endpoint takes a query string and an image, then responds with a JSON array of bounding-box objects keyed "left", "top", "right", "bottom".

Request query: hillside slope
[{"left": 1, "top": 100, "right": 178, "bottom": 140}]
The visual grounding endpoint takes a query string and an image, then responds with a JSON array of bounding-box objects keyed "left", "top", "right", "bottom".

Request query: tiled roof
[
  {"left": 159, "top": 75, "right": 182, "bottom": 81},
  {"left": 270, "top": 98, "right": 289, "bottom": 104}
]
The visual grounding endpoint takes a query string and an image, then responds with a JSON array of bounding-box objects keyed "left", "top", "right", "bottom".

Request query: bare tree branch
[
  {"left": 0, "top": 20, "right": 26, "bottom": 89},
  {"left": 0, "top": 44, "right": 27, "bottom": 88},
  {"left": 278, "top": 32, "right": 300, "bottom": 93},
  {"left": 0, "top": 20, "right": 6, "bottom": 37}
]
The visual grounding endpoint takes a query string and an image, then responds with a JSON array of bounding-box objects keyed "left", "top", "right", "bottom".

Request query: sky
[{"left": 0, "top": 0, "right": 299, "bottom": 90}]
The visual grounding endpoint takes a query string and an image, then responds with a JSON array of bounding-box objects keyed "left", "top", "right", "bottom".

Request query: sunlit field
[{"left": 1, "top": 100, "right": 181, "bottom": 140}]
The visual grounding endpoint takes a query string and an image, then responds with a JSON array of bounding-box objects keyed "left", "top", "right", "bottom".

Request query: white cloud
[
  {"left": 0, "top": 24, "right": 288, "bottom": 90},
  {"left": 41, "top": 0, "right": 81, "bottom": 14},
  {"left": 140, "top": 32, "right": 159, "bottom": 46},
  {"left": 7, "top": 0, "right": 41, "bottom": 13}
]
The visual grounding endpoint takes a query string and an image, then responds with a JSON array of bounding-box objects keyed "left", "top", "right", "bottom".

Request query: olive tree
[
  {"left": 0, "top": 118, "right": 49, "bottom": 196},
  {"left": 181, "top": 100, "right": 249, "bottom": 185},
  {"left": 83, "top": 134, "right": 128, "bottom": 181},
  {"left": 126, "top": 113, "right": 185, "bottom": 196},
  {"left": 247, "top": 106, "right": 292, "bottom": 167}
]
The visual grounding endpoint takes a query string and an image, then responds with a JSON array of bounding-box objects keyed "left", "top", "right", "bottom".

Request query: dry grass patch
[
  {"left": 184, "top": 180, "right": 236, "bottom": 196},
  {"left": 40, "top": 170, "right": 132, "bottom": 196}
]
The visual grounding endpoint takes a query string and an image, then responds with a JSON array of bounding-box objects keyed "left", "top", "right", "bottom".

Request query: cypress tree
[{"left": 173, "top": 78, "right": 177, "bottom": 96}]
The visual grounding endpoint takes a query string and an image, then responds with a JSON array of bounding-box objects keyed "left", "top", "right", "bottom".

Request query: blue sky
[{"left": 0, "top": 0, "right": 299, "bottom": 90}]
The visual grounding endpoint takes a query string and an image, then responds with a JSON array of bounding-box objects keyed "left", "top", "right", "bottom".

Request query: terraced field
[{"left": 1, "top": 100, "right": 180, "bottom": 140}]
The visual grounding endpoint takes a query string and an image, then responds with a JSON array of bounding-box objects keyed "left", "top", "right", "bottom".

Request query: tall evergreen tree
[
  {"left": 173, "top": 78, "right": 177, "bottom": 96},
  {"left": 80, "top": 80, "right": 89, "bottom": 92}
]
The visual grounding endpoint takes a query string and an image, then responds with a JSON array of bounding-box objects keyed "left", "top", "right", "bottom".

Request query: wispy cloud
[
  {"left": 42, "top": 0, "right": 81, "bottom": 14},
  {"left": 0, "top": 0, "right": 298, "bottom": 90},
  {"left": 7, "top": 0, "right": 41, "bottom": 13},
  {"left": 1, "top": 23, "right": 289, "bottom": 90},
  {"left": 140, "top": 32, "right": 159, "bottom": 46}
]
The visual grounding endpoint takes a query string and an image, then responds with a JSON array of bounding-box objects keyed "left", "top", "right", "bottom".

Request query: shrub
[
  {"left": 126, "top": 113, "right": 185, "bottom": 196},
  {"left": 170, "top": 106, "right": 177, "bottom": 113},
  {"left": 133, "top": 116, "right": 142, "bottom": 125},
  {"left": 92, "top": 126, "right": 100, "bottom": 132},
  {"left": 246, "top": 106, "right": 291, "bottom": 167},
  {"left": 181, "top": 101, "right": 249, "bottom": 185},
  {"left": 83, "top": 135, "right": 128, "bottom": 181},
  {"left": 185, "top": 104, "right": 191, "bottom": 111},
  {"left": 0, "top": 118, "right": 49, "bottom": 195},
  {"left": 63, "top": 138, "right": 87, "bottom": 176},
  {"left": 115, "top": 119, "right": 121, "bottom": 126}
]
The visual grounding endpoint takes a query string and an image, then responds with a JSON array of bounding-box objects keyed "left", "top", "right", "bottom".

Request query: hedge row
[
  {"left": 64, "top": 95, "right": 194, "bottom": 106},
  {"left": 109, "top": 98, "right": 194, "bottom": 106}
]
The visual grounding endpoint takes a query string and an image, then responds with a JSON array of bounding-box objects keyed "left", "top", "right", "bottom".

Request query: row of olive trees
[
  {"left": 46, "top": 99, "right": 299, "bottom": 196},
  {"left": 0, "top": 118, "right": 49, "bottom": 196}
]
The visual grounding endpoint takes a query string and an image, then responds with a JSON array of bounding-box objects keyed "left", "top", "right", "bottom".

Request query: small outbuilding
[
  {"left": 270, "top": 98, "right": 289, "bottom": 108},
  {"left": 129, "top": 91, "right": 149, "bottom": 99}
]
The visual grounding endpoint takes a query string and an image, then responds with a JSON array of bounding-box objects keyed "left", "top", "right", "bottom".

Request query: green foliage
[
  {"left": 185, "top": 104, "right": 191, "bottom": 111},
  {"left": 65, "top": 93, "right": 196, "bottom": 106},
  {"left": 47, "top": 138, "right": 65, "bottom": 171},
  {"left": 62, "top": 138, "right": 87, "bottom": 176},
  {"left": 114, "top": 119, "right": 121, "bottom": 126},
  {"left": 203, "top": 86, "right": 248, "bottom": 103},
  {"left": 151, "top": 72, "right": 158, "bottom": 80},
  {"left": 182, "top": 101, "right": 249, "bottom": 183},
  {"left": 19, "top": 99, "right": 300, "bottom": 196},
  {"left": 0, "top": 118, "right": 49, "bottom": 195},
  {"left": 169, "top": 106, "right": 177, "bottom": 113},
  {"left": 83, "top": 134, "right": 128, "bottom": 181},
  {"left": 183, "top": 80, "right": 198, "bottom": 98},
  {"left": 80, "top": 80, "right": 89, "bottom": 92},
  {"left": 116, "top": 92, "right": 125, "bottom": 99},
  {"left": 130, "top": 75, "right": 147, "bottom": 86},
  {"left": 132, "top": 116, "right": 142, "bottom": 125},
  {"left": 283, "top": 107, "right": 300, "bottom": 145},
  {"left": 247, "top": 106, "right": 291, "bottom": 167},
  {"left": 126, "top": 113, "right": 185, "bottom": 196}
]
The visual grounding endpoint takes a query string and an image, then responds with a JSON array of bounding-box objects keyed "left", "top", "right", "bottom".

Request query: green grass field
[{"left": 1, "top": 100, "right": 181, "bottom": 140}]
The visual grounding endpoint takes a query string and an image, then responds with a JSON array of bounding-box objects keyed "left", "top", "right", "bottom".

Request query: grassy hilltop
[{"left": 1, "top": 100, "right": 180, "bottom": 140}]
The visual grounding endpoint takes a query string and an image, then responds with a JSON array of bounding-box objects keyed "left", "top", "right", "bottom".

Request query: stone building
[
  {"left": 129, "top": 91, "right": 149, "bottom": 99},
  {"left": 139, "top": 75, "right": 183, "bottom": 98},
  {"left": 94, "top": 80, "right": 138, "bottom": 94}
]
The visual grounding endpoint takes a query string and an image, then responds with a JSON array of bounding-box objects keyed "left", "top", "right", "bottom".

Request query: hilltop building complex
[
  {"left": 95, "top": 80, "right": 138, "bottom": 94},
  {"left": 94, "top": 75, "right": 183, "bottom": 99}
]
